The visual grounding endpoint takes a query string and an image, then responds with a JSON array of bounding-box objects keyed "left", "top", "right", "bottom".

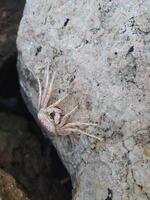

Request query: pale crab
[{"left": 34, "top": 63, "right": 102, "bottom": 141}]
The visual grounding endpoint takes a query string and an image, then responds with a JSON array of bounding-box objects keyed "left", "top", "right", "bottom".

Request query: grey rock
[{"left": 17, "top": 0, "right": 150, "bottom": 199}]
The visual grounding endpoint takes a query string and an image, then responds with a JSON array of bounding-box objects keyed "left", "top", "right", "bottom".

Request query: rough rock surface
[
  {"left": 0, "top": 168, "right": 29, "bottom": 200},
  {"left": 17, "top": 0, "right": 150, "bottom": 199}
]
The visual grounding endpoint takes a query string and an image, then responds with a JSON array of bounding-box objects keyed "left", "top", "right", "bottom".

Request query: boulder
[{"left": 17, "top": 1, "right": 150, "bottom": 199}]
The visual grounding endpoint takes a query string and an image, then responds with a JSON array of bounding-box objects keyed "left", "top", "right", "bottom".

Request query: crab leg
[
  {"left": 40, "top": 65, "right": 50, "bottom": 107},
  {"left": 44, "top": 70, "right": 56, "bottom": 107},
  {"left": 42, "top": 69, "right": 56, "bottom": 108},
  {"left": 37, "top": 77, "right": 42, "bottom": 109},
  {"left": 63, "top": 122, "right": 99, "bottom": 128},
  {"left": 59, "top": 104, "right": 79, "bottom": 127},
  {"left": 62, "top": 128, "right": 103, "bottom": 141},
  {"left": 47, "top": 94, "right": 69, "bottom": 111}
]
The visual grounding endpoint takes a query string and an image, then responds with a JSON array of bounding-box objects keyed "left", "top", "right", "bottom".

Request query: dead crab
[{"left": 33, "top": 63, "right": 102, "bottom": 141}]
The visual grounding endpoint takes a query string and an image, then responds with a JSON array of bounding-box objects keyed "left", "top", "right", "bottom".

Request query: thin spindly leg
[
  {"left": 59, "top": 105, "right": 79, "bottom": 127},
  {"left": 40, "top": 65, "right": 50, "bottom": 108},
  {"left": 63, "top": 122, "right": 99, "bottom": 129},
  {"left": 41, "top": 66, "right": 55, "bottom": 108},
  {"left": 62, "top": 128, "right": 104, "bottom": 141},
  {"left": 47, "top": 94, "right": 69, "bottom": 111},
  {"left": 43, "top": 70, "right": 56, "bottom": 108}
]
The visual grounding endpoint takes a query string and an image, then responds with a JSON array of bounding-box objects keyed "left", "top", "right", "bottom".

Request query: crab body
[
  {"left": 33, "top": 62, "right": 103, "bottom": 141},
  {"left": 38, "top": 110, "right": 56, "bottom": 135}
]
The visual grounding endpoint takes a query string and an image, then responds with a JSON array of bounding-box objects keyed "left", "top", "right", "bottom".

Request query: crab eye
[{"left": 49, "top": 112, "right": 55, "bottom": 120}]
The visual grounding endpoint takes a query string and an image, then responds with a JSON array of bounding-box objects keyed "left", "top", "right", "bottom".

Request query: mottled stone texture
[
  {"left": 0, "top": 168, "right": 29, "bottom": 200},
  {"left": 17, "top": 0, "right": 150, "bottom": 199}
]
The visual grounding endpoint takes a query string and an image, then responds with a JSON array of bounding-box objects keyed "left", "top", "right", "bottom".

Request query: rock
[
  {"left": 0, "top": 168, "right": 29, "bottom": 200},
  {"left": 17, "top": 0, "right": 150, "bottom": 199},
  {"left": 0, "top": 112, "right": 71, "bottom": 200},
  {"left": 0, "top": 0, "right": 25, "bottom": 70}
]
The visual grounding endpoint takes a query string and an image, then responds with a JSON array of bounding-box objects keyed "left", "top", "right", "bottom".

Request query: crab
[{"left": 34, "top": 64, "right": 103, "bottom": 141}]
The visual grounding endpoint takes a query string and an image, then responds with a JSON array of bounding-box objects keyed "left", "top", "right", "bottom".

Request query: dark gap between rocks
[
  {"left": 0, "top": 0, "right": 72, "bottom": 199},
  {"left": 0, "top": 37, "right": 72, "bottom": 200}
]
